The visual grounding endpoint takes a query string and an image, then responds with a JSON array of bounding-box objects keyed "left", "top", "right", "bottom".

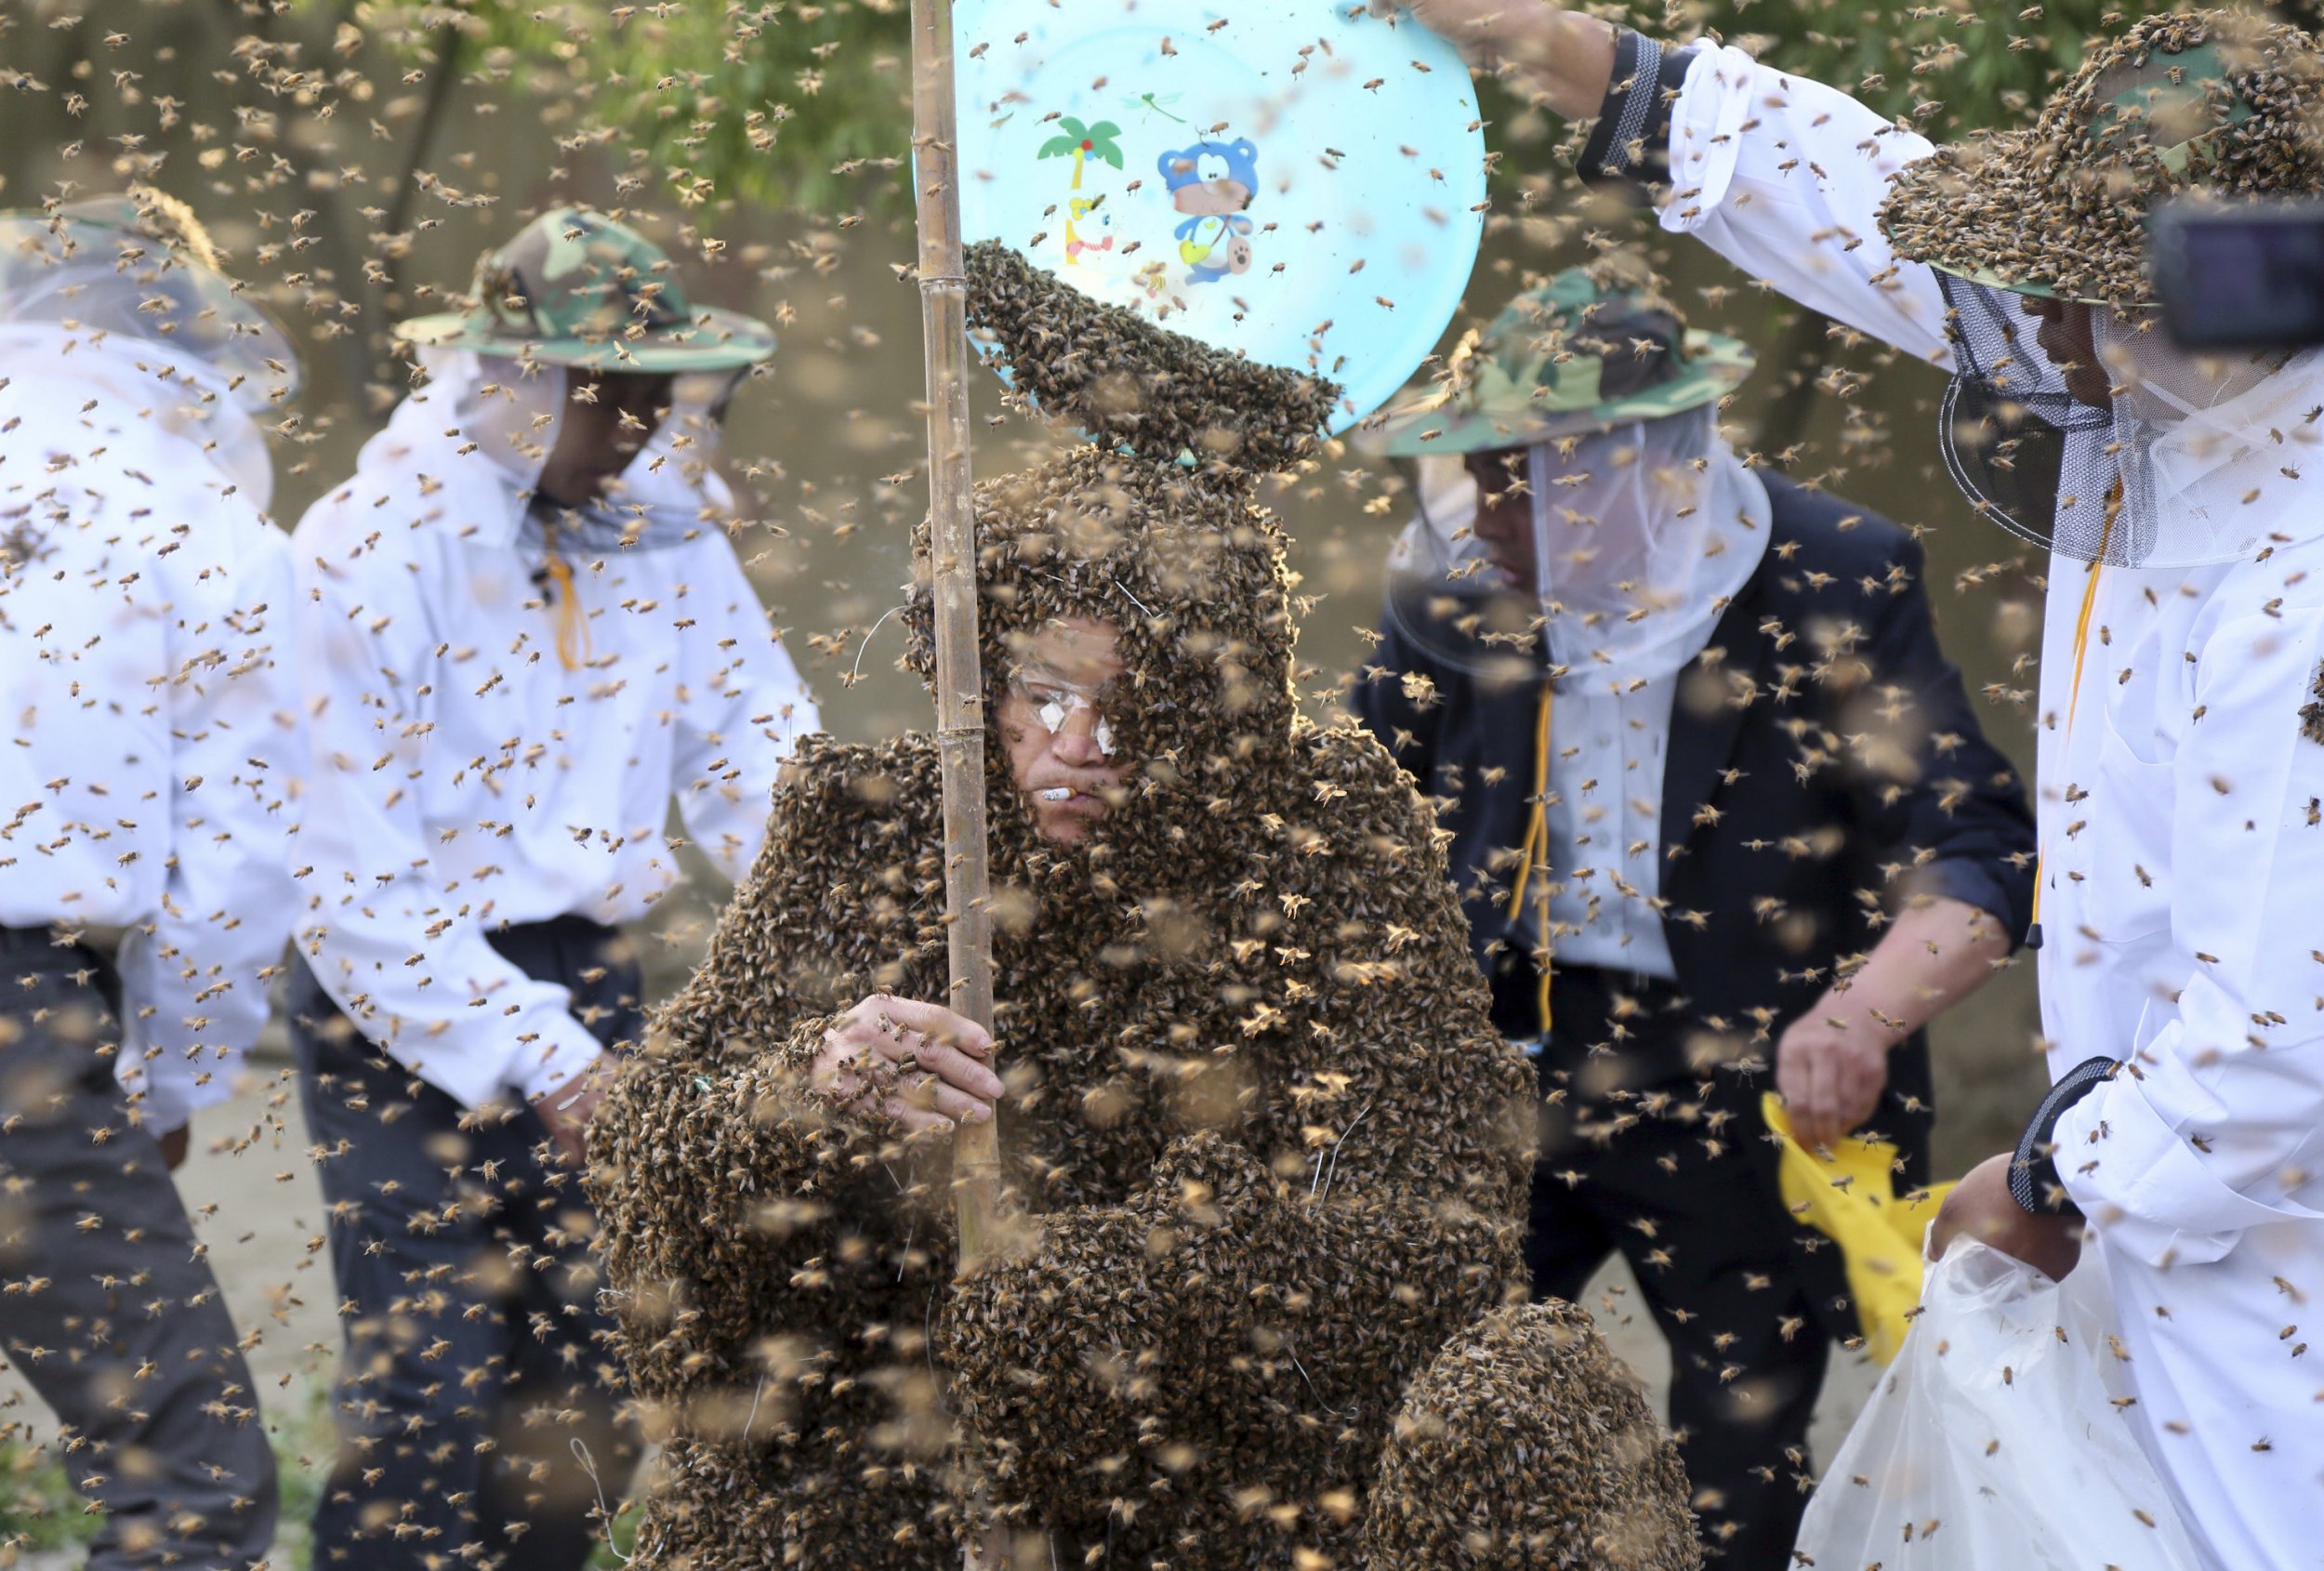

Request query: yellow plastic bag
[{"left": 1759, "top": 1093, "right": 1955, "bottom": 1366}]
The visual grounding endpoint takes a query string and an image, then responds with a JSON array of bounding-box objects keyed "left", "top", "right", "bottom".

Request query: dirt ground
[{"left": 2, "top": 1036, "right": 1882, "bottom": 1565}]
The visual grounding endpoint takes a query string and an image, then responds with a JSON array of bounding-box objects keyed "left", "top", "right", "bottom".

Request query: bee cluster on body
[
  {"left": 588, "top": 244, "right": 1700, "bottom": 1569},
  {"left": 1878, "top": 11, "right": 2324, "bottom": 314}
]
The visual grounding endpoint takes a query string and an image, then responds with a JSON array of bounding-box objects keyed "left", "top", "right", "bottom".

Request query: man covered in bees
[{"left": 588, "top": 244, "right": 1703, "bottom": 1570}]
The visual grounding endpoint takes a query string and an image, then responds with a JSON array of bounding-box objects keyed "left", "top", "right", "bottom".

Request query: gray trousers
[{"left": 0, "top": 928, "right": 277, "bottom": 1569}]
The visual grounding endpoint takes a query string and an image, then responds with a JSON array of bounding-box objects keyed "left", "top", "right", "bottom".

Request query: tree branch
[{"left": 377, "top": 19, "right": 468, "bottom": 307}]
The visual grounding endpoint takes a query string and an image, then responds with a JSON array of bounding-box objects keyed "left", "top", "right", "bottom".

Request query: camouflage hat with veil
[
  {"left": 389, "top": 206, "right": 780, "bottom": 553},
  {"left": 1356, "top": 262, "right": 1767, "bottom": 688}
]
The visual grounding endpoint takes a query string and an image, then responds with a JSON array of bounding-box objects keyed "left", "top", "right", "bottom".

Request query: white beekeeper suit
[
  {"left": 0, "top": 191, "right": 297, "bottom": 1567},
  {"left": 0, "top": 223, "right": 298, "bottom": 1134},
  {"left": 290, "top": 348, "right": 819, "bottom": 1108},
  {"left": 282, "top": 208, "right": 817, "bottom": 1568},
  {"left": 1604, "top": 28, "right": 2324, "bottom": 1571}
]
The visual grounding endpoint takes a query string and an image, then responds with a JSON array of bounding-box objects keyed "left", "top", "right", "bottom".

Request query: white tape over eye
[{"left": 1033, "top": 693, "right": 1117, "bottom": 757}]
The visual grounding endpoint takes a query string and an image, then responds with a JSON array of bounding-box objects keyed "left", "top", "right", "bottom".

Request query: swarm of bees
[
  {"left": 1878, "top": 10, "right": 2324, "bottom": 313},
  {"left": 1362, "top": 1299, "right": 1699, "bottom": 1569},
  {"left": 588, "top": 247, "right": 1697, "bottom": 1567}
]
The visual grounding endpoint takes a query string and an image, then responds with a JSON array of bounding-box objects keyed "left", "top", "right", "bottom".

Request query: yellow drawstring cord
[
  {"left": 542, "top": 553, "right": 591, "bottom": 672},
  {"left": 2027, "top": 482, "right": 2121, "bottom": 948},
  {"left": 1504, "top": 685, "right": 1555, "bottom": 1037}
]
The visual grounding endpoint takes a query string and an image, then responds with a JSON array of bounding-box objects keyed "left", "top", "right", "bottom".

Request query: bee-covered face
[{"left": 997, "top": 614, "right": 1131, "bottom": 845}]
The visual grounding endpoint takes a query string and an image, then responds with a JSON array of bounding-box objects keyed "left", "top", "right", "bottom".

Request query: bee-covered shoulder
[
  {"left": 1287, "top": 719, "right": 1458, "bottom": 864},
  {"left": 748, "top": 731, "right": 944, "bottom": 876},
  {"left": 771, "top": 729, "right": 942, "bottom": 813},
  {"left": 655, "top": 732, "right": 947, "bottom": 1054}
]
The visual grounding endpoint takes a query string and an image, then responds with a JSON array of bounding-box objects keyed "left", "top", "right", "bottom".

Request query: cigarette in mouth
[{"left": 1037, "top": 787, "right": 1074, "bottom": 802}]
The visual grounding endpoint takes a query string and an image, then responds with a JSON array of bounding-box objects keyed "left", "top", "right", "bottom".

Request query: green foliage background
[
  {"left": 360, "top": 0, "right": 917, "bottom": 212},
  {"left": 350, "top": 0, "right": 2128, "bottom": 217}
]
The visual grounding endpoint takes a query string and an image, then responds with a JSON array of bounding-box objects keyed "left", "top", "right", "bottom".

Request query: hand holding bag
[{"left": 1793, "top": 1237, "right": 2202, "bottom": 1569}]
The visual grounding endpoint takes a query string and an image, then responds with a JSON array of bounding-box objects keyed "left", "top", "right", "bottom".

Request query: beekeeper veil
[
  {"left": 1527, "top": 407, "right": 1768, "bottom": 680},
  {"left": 1366, "top": 262, "right": 1763, "bottom": 682},
  {"left": 387, "top": 205, "right": 780, "bottom": 553},
  {"left": 2092, "top": 310, "right": 2321, "bottom": 565},
  {"left": 1879, "top": 10, "right": 2324, "bottom": 566},
  {"left": 0, "top": 190, "right": 298, "bottom": 510},
  {"left": 1922, "top": 271, "right": 2322, "bottom": 569},
  {"left": 376, "top": 344, "right": 754, "bottom": 554}
]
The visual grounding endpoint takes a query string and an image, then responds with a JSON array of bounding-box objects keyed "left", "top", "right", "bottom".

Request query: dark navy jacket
[{"left": 1349, "top": 472, "right": 2036, "bottom": 1176}]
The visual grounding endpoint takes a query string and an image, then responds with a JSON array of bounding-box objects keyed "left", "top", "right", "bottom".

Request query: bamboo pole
[{"left": 908, "top": 0, "right": 1006, "bottom": 1273}]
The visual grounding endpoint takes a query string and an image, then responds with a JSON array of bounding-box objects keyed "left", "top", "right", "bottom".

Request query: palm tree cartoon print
[{"left": 1037, "top": 117, "right": 1124, "bottom": 266}]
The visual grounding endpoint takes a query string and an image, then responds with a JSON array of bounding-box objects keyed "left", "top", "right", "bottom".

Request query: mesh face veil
[
  {"left": 0, "top": 200, "right": 299, "bottom": 413},
  {"left": 1935, "top": 274, "right": 2111, "bottom": 557},
  {"left": 416, "top": 346, "right": 566, "bottom": 490},
  {"left": 2091, "top": 309, "right": 2317, "bottom": 567},
  {"left": 1529, "top": 408, "right": 1769, "bottom": 681},
  {"left": 0, "top": 197, "right": 298, "bottom": 511},
  {"left": 535, "top": 366, "right": 751, "bottom": 554},
  {"left": 0, "top": 323, "right": 279, "bottom": 511},
  {"left": 1381, "top": 455, "right": 1549, "bottom": 688},
  {"left": 1386, "top": 408, "right": 1770, "bottom": 684},
  {"left": 1937, "top": 273, "right": 2317, "bottom": 566},
  {"left": 398, "top": 346, "right": 748, "bottom": 554}
]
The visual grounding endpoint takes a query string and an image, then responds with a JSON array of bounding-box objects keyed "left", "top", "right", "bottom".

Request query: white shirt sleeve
[
  {"left": 2056, "top": 607, "right": 2324, "bottom": 1264},
  {"left": 671, "top": 535, "right": 819, "bottom": 883},
  {"left": 113, "top": 514, "right": 300, "bottom": 1132},
  {"left": 1660, "top": 45, "right": 1954, "bottom": 368},
  {"left": 290, "top": 519, "right": 602, "bottom": 1110}
]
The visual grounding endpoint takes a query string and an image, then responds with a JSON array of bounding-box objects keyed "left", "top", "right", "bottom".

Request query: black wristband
[
  {"left": 2009, "top": 1056, "right": 2119, "bottom": 1219},
  {"left": 1576, "top": 30, "right": 1698, "bottom": 190}
]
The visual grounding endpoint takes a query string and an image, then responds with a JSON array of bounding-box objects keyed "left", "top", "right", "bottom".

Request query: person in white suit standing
[
  {"left": 286, "top": 206, "right": 818, "bottom": 1570},
  {"left": 0, "top": 189, "right": 299, "bottom": 1569},
  {"left": 1375, "top": 3, "right": 2324, "bottom": 1566}
]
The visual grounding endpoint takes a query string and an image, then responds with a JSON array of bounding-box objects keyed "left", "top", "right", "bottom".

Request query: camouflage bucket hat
[
  {"left": 1881, "top": 10, "right": 2324, "bottom": 310},
  {"left": 1361, "top": 265, "right": 1753, "bottom": 456},
  {"left": 394, "top": 206, "right": 776, "bottom": 373}
]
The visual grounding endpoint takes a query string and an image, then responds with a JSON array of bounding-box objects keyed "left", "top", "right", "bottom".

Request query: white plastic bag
[{"left": 1794, "top": 1237, "right": 2203, "bottom": 1570}]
